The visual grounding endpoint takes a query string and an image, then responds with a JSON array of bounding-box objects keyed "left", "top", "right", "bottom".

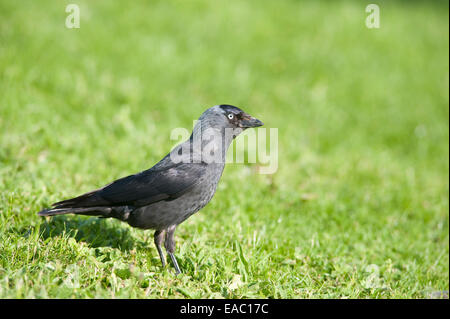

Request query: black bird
[{"left": 38, "top": 105, "right": 263, "bottom": 274}]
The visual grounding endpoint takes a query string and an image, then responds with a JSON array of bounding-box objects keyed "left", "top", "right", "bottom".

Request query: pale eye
[{"left": 228, "top": 113, "right": 234, "bottom": 120}]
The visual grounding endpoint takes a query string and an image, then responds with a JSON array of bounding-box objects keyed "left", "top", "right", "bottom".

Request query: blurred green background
[{"left": 0, "top": 0, "right": 448, "bottom": 298}]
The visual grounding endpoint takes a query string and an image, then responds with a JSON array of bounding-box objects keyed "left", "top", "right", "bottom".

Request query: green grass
[{"left": 0, "top": 0, "right": 448, "bottom": 298}]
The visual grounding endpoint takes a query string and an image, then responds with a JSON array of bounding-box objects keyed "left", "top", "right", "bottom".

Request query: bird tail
[
  {"left": 38, "top": 189, "right": 132, "bottom": 221},
  {"left": 38, "top": 206, "right": 112, "bottom": 217},
  {"left": 37, "top": 187, "right": 114, "bottom": 218}
]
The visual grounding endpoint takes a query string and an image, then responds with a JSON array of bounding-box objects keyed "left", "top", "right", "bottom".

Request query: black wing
[{"left": 53, "top": 159, "right": 206, "bottom": 209}]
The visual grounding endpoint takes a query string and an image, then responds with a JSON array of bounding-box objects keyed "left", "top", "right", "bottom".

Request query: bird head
[
  {"left": 197, "top": 104, "right": 264, "bottom": 133},
  {"left": 180, "top": 105, "right": 264, "bottom": 164}
]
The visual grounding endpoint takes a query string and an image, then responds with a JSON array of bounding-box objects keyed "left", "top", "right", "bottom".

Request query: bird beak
[{"left": 240, "top": 114, "right": 264, "bottom": 128}]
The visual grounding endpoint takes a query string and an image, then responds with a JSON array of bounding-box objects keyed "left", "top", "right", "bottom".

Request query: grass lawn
[{"left": 0, "top": 0, "right": 448, "bottom": 298}]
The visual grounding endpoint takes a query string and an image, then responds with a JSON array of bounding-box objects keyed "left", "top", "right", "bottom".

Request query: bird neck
[{"left": 186, "top": 122, "right": 236, "bottom": 164}]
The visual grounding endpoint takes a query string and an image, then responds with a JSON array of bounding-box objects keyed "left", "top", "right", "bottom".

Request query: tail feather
[{"left": 38, "top": 206, "right": 112, "bottom": 217}]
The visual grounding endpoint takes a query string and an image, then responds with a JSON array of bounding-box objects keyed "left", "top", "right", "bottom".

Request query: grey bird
[{"left": 38, "top": 105, "right": 263, "bottom": 274}]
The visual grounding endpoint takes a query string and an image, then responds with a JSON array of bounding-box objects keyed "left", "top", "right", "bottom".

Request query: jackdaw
[{"left": 38, "top": 105, "right": 263, "bottom": 274}]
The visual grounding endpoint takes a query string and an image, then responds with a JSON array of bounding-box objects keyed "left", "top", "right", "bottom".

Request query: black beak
[{"left": 240, "top": 114, "right": 264, "bottom": 128}]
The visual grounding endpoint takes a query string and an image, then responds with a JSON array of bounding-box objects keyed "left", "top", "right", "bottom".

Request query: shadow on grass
[
  {"left": 37, "top": 215, "right": 147, "bottom": 252},
  {"left": 36, "top": 215, "right": 184, "bottom": 273}
]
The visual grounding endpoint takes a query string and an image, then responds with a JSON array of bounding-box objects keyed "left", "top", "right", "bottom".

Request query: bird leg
[
  {"left": 154, "top": 230, "right": 166, "bottom": 268},
  {"left": 164, "top": 225, "right": 181, "bottom": 275}
]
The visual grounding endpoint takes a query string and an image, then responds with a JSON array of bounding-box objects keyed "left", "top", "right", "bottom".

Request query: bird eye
[{"left": 227, "top": 113, "right": 234, "bottom": 120}]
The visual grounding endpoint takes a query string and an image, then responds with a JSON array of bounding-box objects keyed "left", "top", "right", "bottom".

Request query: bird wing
[
  {"left": 52, "top": 158, "right": 207, "bottom": 209},
  {"left": 100, "top": 161, "right": 206, "bottom": 206}
]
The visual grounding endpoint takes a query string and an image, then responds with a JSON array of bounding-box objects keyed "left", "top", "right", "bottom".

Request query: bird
[{"left": 38, "top": 104, "right": 263, "bottom": 274}]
